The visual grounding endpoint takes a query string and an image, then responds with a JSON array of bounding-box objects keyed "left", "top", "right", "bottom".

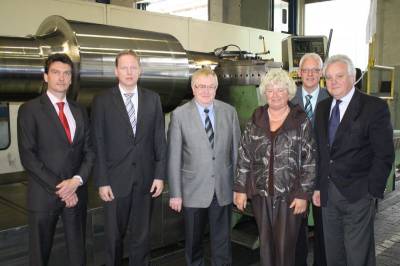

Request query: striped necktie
[
  {"left": 304, "top": 94, "right": 313, "bottom": 120},
  {"left": 124, "top": 93, "right": 136, "bottom": 135},
  {"left": 204, "top": 108, "right": 214, "bottom": 149}
]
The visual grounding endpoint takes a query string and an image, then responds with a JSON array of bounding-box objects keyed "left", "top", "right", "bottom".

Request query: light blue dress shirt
[
  {"left": 302, "top": 86, "right": 320, "bottom": 113},
  {"left": 195, "top": 101, "right": 215, "bottom": 129}
]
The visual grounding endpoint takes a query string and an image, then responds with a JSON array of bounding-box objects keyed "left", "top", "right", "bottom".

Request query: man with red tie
[{"left": 17, "top": 53, "right": 95, "bottom": 266}]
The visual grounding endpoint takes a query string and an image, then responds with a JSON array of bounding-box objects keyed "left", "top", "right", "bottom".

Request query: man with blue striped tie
[
  {"left": 291, "top": 53, "right": 329, "bottom": 266},
  {"left": 167, "top": 68, "right": 241, "bottom": 266}
]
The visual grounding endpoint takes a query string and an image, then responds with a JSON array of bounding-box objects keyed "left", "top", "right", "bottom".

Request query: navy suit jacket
[{"left": 314, "top": 89, "right": 394, "bottom": 206}]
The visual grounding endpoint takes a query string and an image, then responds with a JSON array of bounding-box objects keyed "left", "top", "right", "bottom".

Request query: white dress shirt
[
  {"left": 47, "top": 90, "right": 76, "bottom": 140},
  {"left": 329, "top": 87, "right": 355, "bottom": 122},
  {"left": 46, "top": 90, "right": 82, "bottom": 184},
  {"left": 119, "top": 84, "right": 139, "bottom": 134}
]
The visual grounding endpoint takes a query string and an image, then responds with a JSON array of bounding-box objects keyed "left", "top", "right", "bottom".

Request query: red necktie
[{"left": 56, "top": 102, "right": 72, "bottom": 143}]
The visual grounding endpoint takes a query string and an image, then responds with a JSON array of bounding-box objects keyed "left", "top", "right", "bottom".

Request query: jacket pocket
[{"left": 181, "top": 169, "right": 196, "bottom": 179}]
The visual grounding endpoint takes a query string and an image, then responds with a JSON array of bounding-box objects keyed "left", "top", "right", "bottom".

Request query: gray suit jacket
[
  {"left": 291, "top": 86, "right": 329, "bottom": 125},
  {"left": 167, "top": 99, "right": 241, "bottom": 208}
]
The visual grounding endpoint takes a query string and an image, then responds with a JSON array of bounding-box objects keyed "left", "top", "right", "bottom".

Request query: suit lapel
[
  {"left": 320, "top": 97, "right": 333, "bottom": 145},
  {"left": 317, "top": 89, "right": 325, "bottom": 103},
  {"left": 297, "top": 87, "right": 304, "bottom": 108},
  {"left": 68, "top": 101, "right": 82, "bottom": 144},
  {"left": 135, "top": 87, "right": 145, "bottom": 143},
  {"left": 332, "top": 90, "right": 362, "bottom": 149},
  {"left": 111, "top": 87, "right": 135, "bottom": 139},
  {"left": 189, "top": 100, "right": 212, "bottom": 149},
  {"left": 40, "top": 94, "right": 71, "bottom": 145},
  {"left": 213, "top": 101, "right": 220, "bottom": 150}
]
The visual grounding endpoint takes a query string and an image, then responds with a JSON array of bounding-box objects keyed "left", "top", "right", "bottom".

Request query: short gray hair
[
  {"left": 323, "top": 54, "right": 356, "bottom": 77},
  {"left": 259, "top": 69, "right": 296, "bottom": 101},
  {"left": 299, "top": 52, "right": 323, "bottom": 69}
]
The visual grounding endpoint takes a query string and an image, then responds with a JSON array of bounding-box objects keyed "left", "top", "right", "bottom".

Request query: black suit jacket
[
  {"left": 314, "top": 89, "right": 394, "bottom": 206},
  {"left": 17, "top": 94, "right": 95, "bottom": 211},
  {"left": 91, "top": 86, "right": 166, "bottom": 197}
]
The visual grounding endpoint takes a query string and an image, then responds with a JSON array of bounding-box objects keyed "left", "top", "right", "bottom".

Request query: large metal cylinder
[
  {"left": 0, "top": 16, "right": 283, "bottom": 112},
  {"left": 0, "top": 15, "right": 201, "bottom": 111}
]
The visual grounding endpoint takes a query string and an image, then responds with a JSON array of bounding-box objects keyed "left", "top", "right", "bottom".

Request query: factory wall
[{"left": 0, "top": 0, "right": 288, "bottom": 61}]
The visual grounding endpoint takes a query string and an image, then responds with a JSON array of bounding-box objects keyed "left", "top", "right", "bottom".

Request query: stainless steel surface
[
  {"left": 0, "top": 36, "right": 44, "bottom": 101},
  {"left": 0, "top": 15, "right": 193, "bottom": 111},
  {"left": 214, "top": 59, "right": 282, "bottom": 102},
  {"left": 0, "top": 16, "right": 283, "bottom": 111}
]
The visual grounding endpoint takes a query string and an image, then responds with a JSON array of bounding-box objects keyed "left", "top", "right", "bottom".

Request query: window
[
  {"left": 137, "top": 0, "right": 208, "bottom": 21},
  {"left": 0, "top": 102, "right": 10, "bottom": 150},
  {"left": 305, "top": 0, "right": 369, "bottom": 69}
]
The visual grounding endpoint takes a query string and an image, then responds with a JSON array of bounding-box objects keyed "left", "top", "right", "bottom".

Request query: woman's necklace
[{"left": 268, "top": 106, "right": 290, "bottom": 122}]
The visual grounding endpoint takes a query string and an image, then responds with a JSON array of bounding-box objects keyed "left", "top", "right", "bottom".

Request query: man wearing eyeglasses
[
  {"left": 292, "top": 53, "right": 329, "bottom": 266},
  {"left": 167, "top": 67, "right": 240, "bottom": 266}
]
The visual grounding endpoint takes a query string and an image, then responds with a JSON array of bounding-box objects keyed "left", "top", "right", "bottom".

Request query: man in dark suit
[
  {"left": 292, "top": 53, "right": 329, "bottom": 266},
  {"left": 168, "top": 68, "right": 240, "bottom": 265},
  {"left": 17, "top": 53, "right": 95, "bottom": 266},
  {"left": 312, "top": 54, "right": 394, "bottom": 266},
  {"left": 91, "top": 50, "right": 166, "bottom": 266}
]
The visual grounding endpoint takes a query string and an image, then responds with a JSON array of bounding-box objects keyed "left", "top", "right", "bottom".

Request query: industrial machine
[
  {"left": 282, "top": 35, "right": 328, "bottom": 74},
  {"left": 1, "top": 15, "right": 399, "bottom": 266},
  {"left": 0, "top": 15, "right": 280, "bottom": 265}
]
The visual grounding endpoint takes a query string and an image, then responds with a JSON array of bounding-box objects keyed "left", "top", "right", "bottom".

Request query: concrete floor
[{"left": 143, "top": 181, "right": 400, "bottom": 266}]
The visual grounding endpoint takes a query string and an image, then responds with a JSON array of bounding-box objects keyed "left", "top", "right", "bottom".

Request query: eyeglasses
[
  {"left": 265, "top": 88, "right": 287, "bottom": 94},
  {"left": 195, "top": 84, "right": 217, "bottom": 91},
  {"left": 300, "top": 68, "right": 321, "bottom": 74}
]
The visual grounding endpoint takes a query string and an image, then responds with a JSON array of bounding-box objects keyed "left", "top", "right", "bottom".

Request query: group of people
[{"left": 17, "top": 49, "right": 394, "bottom": 266}]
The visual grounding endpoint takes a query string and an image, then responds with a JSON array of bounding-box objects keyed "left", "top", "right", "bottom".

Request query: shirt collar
[
  {"left": 119, "top": 84, "right": 138, "bottom": 96},
  {"left": 194, "top": 100, "right": 214, "bottom": 114},
  {"left": 46, "top": 90, "right": 67, "bottom": 105},
  {"left": 335, "top": 86, "right": 355, "bottom": 105},
  {"left": 302, "top": 86, "right": 320, "bottom": 98}
]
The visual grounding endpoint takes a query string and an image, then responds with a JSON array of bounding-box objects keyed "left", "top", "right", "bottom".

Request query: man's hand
[
  {"left": 234, "top": 192, "right": 247, "bottom": 212},
  {"left": 290, "top": 198, "right": 308, "bottom": 214},
  {"left": 63, "top": 192, "right": 78, "bottom": 208},
  {"left": 56, "top": 178, "right": 80, "bottom": 200},
  {"left": 312, "top": 191, "right": 321, "bottom": 207},
  {"left": 169, "top": 197, "right": 182, "bottom": 212},
  {"left": 99, "top": 186, "right": 115, "bottom": 202},
  {"left": 150, "top": 179, "right": 164, "bottom": 198}
]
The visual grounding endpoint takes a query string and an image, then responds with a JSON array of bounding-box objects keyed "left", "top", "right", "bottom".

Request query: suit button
[
  {"left": 132, "top": 162, "right": 136, "bottom": 167},
  {"left": 330, "top": 160, "right": 333, "bottom": 164},
  {"left": 212, "top": 175, "right": 215, "bottom": 178},
  {"left": 212, "top": 157, "right": 215, "bottom": 160}
]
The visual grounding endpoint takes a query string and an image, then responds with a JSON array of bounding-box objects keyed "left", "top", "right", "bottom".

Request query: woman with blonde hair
[{"left": 233, "top": 69, "right": 316, "bottom": 266}]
